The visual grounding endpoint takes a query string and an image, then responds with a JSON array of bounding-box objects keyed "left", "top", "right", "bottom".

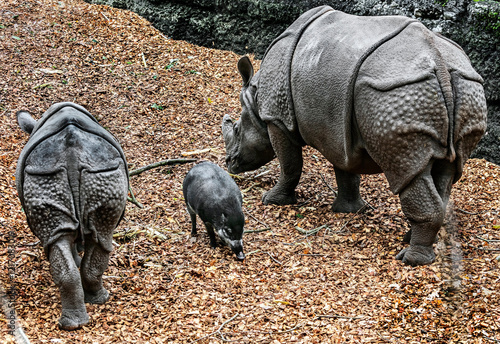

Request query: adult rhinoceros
[
  {"left": 16, "top": 102, "right": 129, "bottom": 330},
  {"left": 222, "top": 6, "right": 487, "bottom": 266}
]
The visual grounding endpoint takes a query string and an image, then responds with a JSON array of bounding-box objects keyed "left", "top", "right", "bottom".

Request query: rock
[{"left": 84, "top": 0, "right": 500, "bottom": 165}]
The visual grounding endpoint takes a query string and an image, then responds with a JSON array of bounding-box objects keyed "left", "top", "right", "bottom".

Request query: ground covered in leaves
[{"left": 0, "top": 0, "right": 499, "bottom": 342}]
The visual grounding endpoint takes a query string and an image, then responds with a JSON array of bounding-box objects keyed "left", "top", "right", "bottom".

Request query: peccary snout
[{"left": 183, "top": 161, "right": 245, "bottom": 260}]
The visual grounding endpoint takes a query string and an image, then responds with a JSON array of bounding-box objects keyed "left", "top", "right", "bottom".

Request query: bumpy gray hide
[
  {"left": 183, "top": 162, "right": 245, "bottom": 260},
  {"left": 222, "top": 6, "right": 487, "bottom": 267},
  {"left": 16, "top": 102, "right": 129, "bottom": 330}
]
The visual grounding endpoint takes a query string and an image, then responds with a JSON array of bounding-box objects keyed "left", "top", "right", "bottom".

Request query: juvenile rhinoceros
[
  {"left": 16, "top": 102, "right": 129, "bottom": 330},
  {"left": 222, "top": 6, "right": 487, "bottom": 266}
]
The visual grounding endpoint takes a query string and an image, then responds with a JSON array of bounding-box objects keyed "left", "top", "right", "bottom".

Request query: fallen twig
[
  {"left": 244, "top": 209, "right": 271, "bottom": 233},
  {"left": 316, "top": 314, "right": 364, "bottom": 320},
  {"left": 467, "top": 243, "right": 500, "bottom": 252},
  {"left": 245, "top": 249, "right": 261, "bottom": 256},
  {"left": 244, "top": 228, "right": 271, "bottom": 234},
  {"left": 295, "top": 224, "right": 329, "bottom": 236},
  {"left": 298, "top": 253, "right": 328, "bottom": 257},
  {"left": 127, "top": 186, "right": 144, "bottom": 208},
  {"left": 484, "top": 334, "right": 500, "bottom": 343},
  {"left": 476, "top": 235, "right": 500, "bottom": 243},
  {"left": 265, "top": 251, "right": 282, "bottom": 265},
  {"left": 129, "top": 158, "right": 196, "bottom": 176},
  {"left": 457, "top": 208, "right": 483, "bottom": 215},
  {"left": 251, "top": 170, "right": 272, "bottom": 179},
  {"left": 320, "top": 173, "right": 338, "bottom": 196},
  {"left": 190, "top": 313, "right": 240, "bottom": 343},
  {"left": 181, "top": 148, "right": 220, "bottom": 156}
]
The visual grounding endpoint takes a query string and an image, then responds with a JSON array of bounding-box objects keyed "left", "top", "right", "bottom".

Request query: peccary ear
[
  {"left": 17, "top": 110, "right": 37, "bottom": 134},
  {"left": 238, "top": 56, "right": 254, "bottom": 87}
]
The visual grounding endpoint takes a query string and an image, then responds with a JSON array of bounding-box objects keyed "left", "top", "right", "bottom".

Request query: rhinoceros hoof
[
  {"left": 84, "top": 288, "right": 109, "bottom": 305},
  {"left": 332, "top": 198, "right": 366, "bottom": 213},
  {"left": 59, "top": 308, "right": 89, "bottom": 331},
  {"left": 396, "top": 245, "right": 436, "bottom": 266},
  {"left": 262, "top": 189, "right": 297, "bottom": 205}
]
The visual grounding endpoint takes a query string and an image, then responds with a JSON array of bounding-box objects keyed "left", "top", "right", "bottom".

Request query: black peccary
[{"left": 183, "top": 161, "right": 245, "bottom": 260}]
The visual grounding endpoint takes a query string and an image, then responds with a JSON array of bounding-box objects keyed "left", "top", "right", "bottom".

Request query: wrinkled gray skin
[
  {"left": 16, "top": 102, "right": 129, "bottom": 330},
  {"left": 183, "top": 161, "right": 245, "bottom": 260},
  {"left": 222, "top": 6, "right": 487, "bottom": 267}
]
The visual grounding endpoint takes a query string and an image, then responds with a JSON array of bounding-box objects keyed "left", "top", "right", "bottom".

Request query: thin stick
[
  {"left": 296, "top": 224, "right": 329, "bottom": 236},
  {"left": 244, "top": 209, "right": 271, "bottom": 232},
  {"left": 476, "top": 235, "right": 500, "bottom": 243},
  {"left": 320, "top": 173, "right": 337, "bottom": 196},
  {"left": 141, "top": 52, "right": 147, "bottom": 68},
  {"left": 252, "top": 170, "right": 272, "bottom": 179},
  {"left": 190, "top": 313, "right": 240, "bottom": 344},
  {"left": 265, "top": 251, "right": 282, "bottom": 265},
  {"left": 129, "top": 158, "right": 196, "bottom": 176},
  {"left": 467, "top": 243, "right": 500, "bottom": 252},
  {"left": 127, "top": 186, "right": 144, "bottom": 208},
  {"left": 457, "top": 208, "right": 482, "bottom": 215},
  {"left": 244, "top": 228, "right": 271, "bottom": 234},
  {"left": 316, "top": 314, "right": 364, "bottom": 320}
]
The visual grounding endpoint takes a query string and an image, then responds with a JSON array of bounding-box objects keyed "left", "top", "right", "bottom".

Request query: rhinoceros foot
[
  {"left": 58, "top": 308, "right": 89, "bottom": 331},
  {"left": 332, "top": 197, "right": 366, "bottom": 213},
  {"left": 84, "top": 287, "right": 109, "bottom": 305},
  {"left": 396, "top": 245, "right": 436, "bottom": 266},
  {"left": 262, "top": 188, "right": 297, "bottom": 205}
]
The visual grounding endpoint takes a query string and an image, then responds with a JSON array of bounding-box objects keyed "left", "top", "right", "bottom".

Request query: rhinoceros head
[{"left": 222, "top": 57, "right": 275, "bottom": 174}]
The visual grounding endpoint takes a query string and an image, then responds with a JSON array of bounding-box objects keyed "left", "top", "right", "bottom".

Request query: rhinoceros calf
[
  {"left": 222, "top": 6, "right": 487, "bottom": 266},
  {"left": 16, "top": 102, "right": 129, "bottom": 330},
  {"left": 183, "top": 161, "right": 245, "bottom": 260}
]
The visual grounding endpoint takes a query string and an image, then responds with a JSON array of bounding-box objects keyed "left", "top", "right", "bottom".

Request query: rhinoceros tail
[{"left": 427, "top": 30, "right": 456, "bottom": 163}]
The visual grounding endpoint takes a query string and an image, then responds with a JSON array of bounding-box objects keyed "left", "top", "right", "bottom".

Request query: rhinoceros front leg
[
  {"left": 262, "top": 123, "right": 303, "bottom": 205},
  {"left": 48, "top": 235, "right": 89, "bottom": 330},
  {"left": 332, "top": 167, "right": 366, "bottom": 213},
  {"left": 396, "top": 162, "right": 453, "bottom": 266},
  {"left": 81, "top": 236, "right": 110, "bottom": 305}
]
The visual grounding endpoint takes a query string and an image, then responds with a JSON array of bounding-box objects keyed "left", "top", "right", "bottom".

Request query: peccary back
[{"left": 183, "top": 161, "right": 245, "bottom": 260}]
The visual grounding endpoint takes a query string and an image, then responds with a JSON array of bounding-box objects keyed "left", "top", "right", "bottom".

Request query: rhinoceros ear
[
  {"left": 17, "top": 110, "right": 37, "bottom": 134},
  {"left": 238, "top": 56, "right": 254, "bottom": 87}
]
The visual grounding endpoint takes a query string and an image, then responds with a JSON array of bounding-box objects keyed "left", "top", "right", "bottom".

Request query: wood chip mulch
[{"left": 0, "top": 0, "right": 499, "bottom": 342}]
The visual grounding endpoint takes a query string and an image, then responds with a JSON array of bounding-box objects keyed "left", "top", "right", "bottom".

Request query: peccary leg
[
  {"left": 48, "top": 235, "right": 89, "bottom": 330},
  {"left": 204, "top": 222, "right": 218, "bottom": 248},
  {"left": 332, "top": 167, "right": 366, "bottom": 213},
  {"left": 81, "top": 235, "right": 110, "bottom": 305},
  {"left": 187, "top": 203, "right": 197, "bottom": 237},
  {"left": 396, "top": 162, "right": 454, "bottom": 266},
  {"left": 262, "top": 123, "right": 303, "bottom": 205}
]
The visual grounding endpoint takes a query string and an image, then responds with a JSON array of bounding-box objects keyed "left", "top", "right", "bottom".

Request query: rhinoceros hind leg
[
  {"left": 397, "top": 162, "right": 453, "bottom": 266},
  {"left": 262, "top": 123, "right": 302, "bottom": 205},
  {"left": 395, "top": 245, "right": 436, "bottom": 266},
  {"left": 48, "top": 235, "right": 89, "bottom": 330},
  {"left": 71, "top": 243, "right": 82, "bottom": 268},
  {"left": 331, "top": 168, "right": 366, "bottom": 213},
  {"left": 81, "top": 237, "right": 110, "bottom": 305}
]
